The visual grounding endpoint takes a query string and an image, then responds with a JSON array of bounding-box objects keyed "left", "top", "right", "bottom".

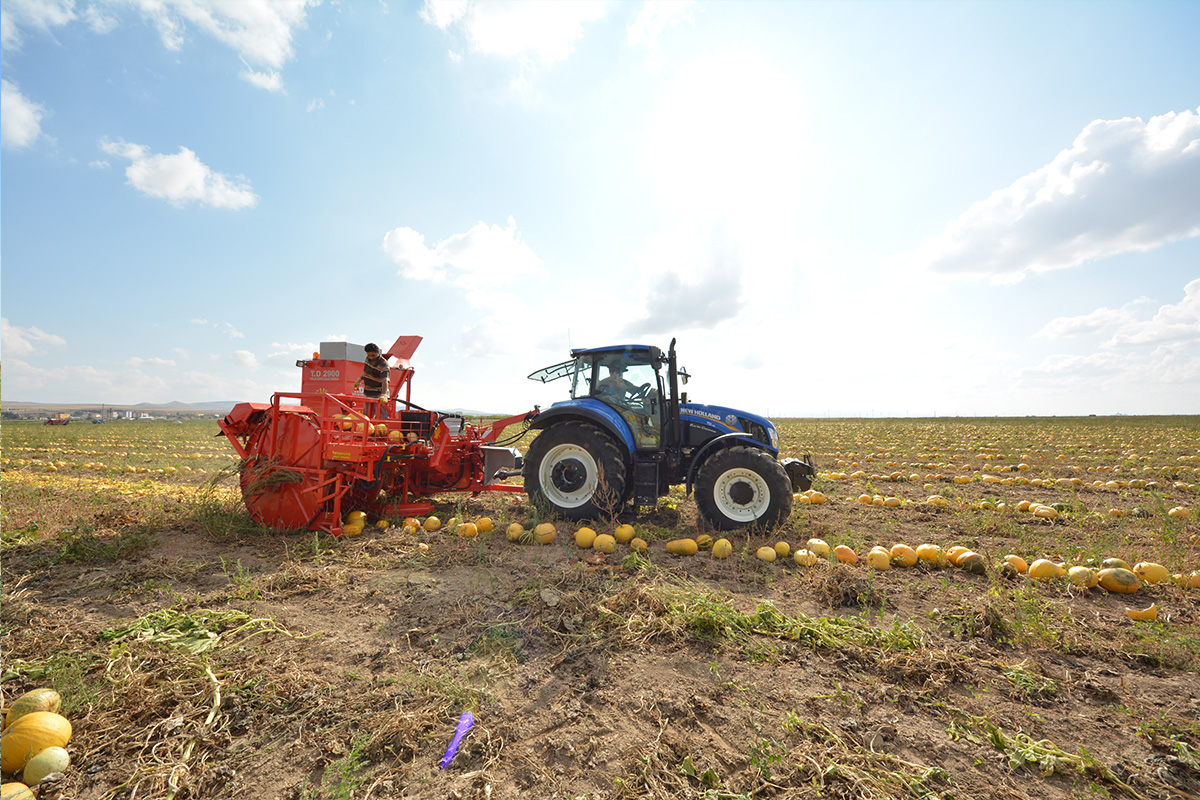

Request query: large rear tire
[
  {"left": 524, "top": 421, "right": 627, "bottom": 520},
  {"left": 694, "top": 445, "right": 793, "bottom": 531}
]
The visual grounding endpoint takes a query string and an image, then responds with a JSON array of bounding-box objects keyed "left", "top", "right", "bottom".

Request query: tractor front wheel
[
  {"left": 524, "top": 421, "right": 627, "bottom": 520},
  {"left": 694, "top": 446, "right": 793, "bottom": 531}
]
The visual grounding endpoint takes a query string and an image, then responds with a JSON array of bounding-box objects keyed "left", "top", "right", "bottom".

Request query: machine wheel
[
  {"left": 524, "top": 421, "right": 627, "bottom": 520},
  {"left": 694, "top": 445, "right": 793, "bottom": 532}
]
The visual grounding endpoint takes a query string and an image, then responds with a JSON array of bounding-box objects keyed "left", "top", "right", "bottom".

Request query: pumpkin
[
  {"left": 773, "top": 541, "right": 791, "bottom": 558},
  {"left": 475, "top": 517, "right": 494, "bottom": 533},
  {"left": 423, "top": 516, "right": 441, "bottom": 532},
  {"left": 629, "top": 538, "right": 649, "bottom": 554},
  {"left": 375, "top": 519, "right": 390, "bottom": 530},
  {"left": 457, "top": 522, "right": 478, "bottom": 539},
  {"left": 574, "top": 527, "right": 597, "bottom": 548},
  {"left": 533, "top": 523, "right": 556, "bottom": 545},
  {"left": 0, "top": 783, "right": 35, "bottom": 800},
  {"left": 1067, "top": 566, "right": 1099, "bottom": 588},
  {"left": 856, "top": 494, "right": 873, "bottom": 505},
  {"left": 1032, "top": 505, "right": 1059, "bottom": 520},
  {"left": 945, "top": 546, "right": 971, "bottom": 566},
  {"left": 4, "top": 690, "right": 61, "bottom": 729},
  {"left": 915, "top": 544, "right": 945, "bottom": 565},
  {"left": 711, "top": 538, "right": 733, "bottom": 559},
  {"left": 22, "top": 745, "right": 69, "bottom": 786},
  {"left": 1132, "top": 562, "right": 1169, "bottom": 585},
  {"left": 807, "top": 491, "right": 827, "bottom": 505},
  {"left": 340, "top": 523, "right": 364, "bottom": 537},
  {"left": 883, "top": 496, "right": 902, "bottom": 508},
  {"left": 793, "top": 549, "right": 817, "bottom": 567},
  {"left": 756, "top": 546, "right": 777, "bottom": 563},
  {"left": 890, "top": 544, "right": 918, "bottom": 567},
  {"left": 345, "top": 510, "right": 367, "bottom": 525},
  {"left": 695, "top": 535, "right": 714, "bottom": 551},
  {"left": 1, "top": 712, "right": 72, "bottom": 774},
  {"left": 806, "top": 538, "right": 830, "bottom": 558},
  {"left": 833, "top": 545, "right": 858, "bottom": 565},
  {"left": 1097, "top": 568, "right": 1140, "bottom": 594},
  {"left": 865, "top": 547, "right": 890, "bottom": 571},
  {"left": 1101, "top": 557, "right": 1131, "bottom": 570},
  {"left": 1003, "top": 555, "right": 1028, "bottom": 574},
  {"left": 957, "top": 552, "right": 986, "bottom": 575},
  {"left": 1028, "top": 559, "right": 1066, "bottom": 580},
  {"left": 613, "top": 524, "right": 636, "bottom": 543},
  {"left": 505, "top": 523, "right": 525, "bottom": 542},
  {"left": 665, "top": 539, "right": 699, "bottom": 556},
  {"left": 592, "top": 534, "right": 616, "bottom": 553},
  {"left": 1125, "top": 603, "right": 1159, "bottom": 622}
]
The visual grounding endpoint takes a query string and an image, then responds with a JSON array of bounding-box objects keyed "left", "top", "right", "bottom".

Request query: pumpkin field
[{"left": 2, "top": 415, "right": 1199, "bottom": 800}]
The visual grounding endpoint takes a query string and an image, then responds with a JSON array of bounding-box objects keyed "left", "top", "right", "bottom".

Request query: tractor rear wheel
[
  {"left": 524, "top": 421, "right": 627, "bottom": 520},
  {"left": 694, "top": 445, "right": 793, "bottom": 531}
]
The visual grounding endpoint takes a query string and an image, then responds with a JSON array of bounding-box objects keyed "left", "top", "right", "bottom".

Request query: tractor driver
[
  {"left": 353, "top": 343, "right": 390, "bottom": 418},
  {"left": 596, "top": 361, "right": 639, "bottom": 403}
]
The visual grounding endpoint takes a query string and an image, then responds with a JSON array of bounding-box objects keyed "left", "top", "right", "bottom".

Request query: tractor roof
[{"left": 569, "top": 344, "right": 653, "bottom": 357}]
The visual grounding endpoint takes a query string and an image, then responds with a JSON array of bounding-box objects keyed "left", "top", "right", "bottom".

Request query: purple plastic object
[{"left": 440, "top": 711, "right": 475, "bottom": 769}]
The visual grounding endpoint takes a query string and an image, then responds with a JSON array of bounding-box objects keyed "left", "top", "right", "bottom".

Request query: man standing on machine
[{"left": 353, "top": 342, "right": 390, "bottom": 418}]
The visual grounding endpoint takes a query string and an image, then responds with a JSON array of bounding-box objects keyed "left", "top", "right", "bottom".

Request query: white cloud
[
  {"left": 1105, "top": 278, "right": 1200, "bottom": 347},
  {"left": 623, "top": 222, "right": 744, "bottom": 335},
  {"left": 381, "top": 216, "right": 544, "bottom": 306},
  {"left": 99, "top": 139, "right": 258, "bottom": 209},
  {"left": 1034, "top": 303, "right": 1144, "bottom": 339},
  {"left": 1, "top": 79, "right": 45, "bottom": 150},
  {"left": 306, "top": 97, "right": 325, "bottom": 112},
  {"left": 134, "top": 0, "right": 316, "bottom": 66},
  {"left": 627, "top": 0, "right": 693, "bottom": 68},
  {"left": 913, "top": 106, "right": 1200, "bottom": 283},
  {"left": 127, "top": 356, "right": 176, "bottom": 367},
  {"left": 0, "top": 0, "right": 76, "bottom": 50},
  {"left": 83, "top": 5, "right": 119, "bottom": 35},
  {"left": 1, "top": 318, "right": 67, "bottom": 358},
  {"left": 420, "top": 0, "right": 608, "bottom": 64},
  {"left": 240, "top": 67, "right": 283, "bottom": 92},
  {"left": 89, "top": 159, "right": 110, "bottom": 169},
  {"left": 231, "top": 350, "right": 259, "bottom": 369}
]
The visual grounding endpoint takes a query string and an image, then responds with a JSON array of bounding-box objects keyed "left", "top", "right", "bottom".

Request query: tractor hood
[{"left": 679, "top": 403, "right": 780, "bottom": 454}]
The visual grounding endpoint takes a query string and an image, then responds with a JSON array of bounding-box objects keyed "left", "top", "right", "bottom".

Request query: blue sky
[{"left": 2, "top": 0, "right": 1198, "bottom": 417}]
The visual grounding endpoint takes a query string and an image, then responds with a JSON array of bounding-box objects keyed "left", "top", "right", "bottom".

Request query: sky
[{"left": 1, "top": 0, "right": 1198, "bottom": 418}]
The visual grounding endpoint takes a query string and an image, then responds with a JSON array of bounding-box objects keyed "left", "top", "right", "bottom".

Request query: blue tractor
[{"left": 524, "top": 340, "right": 815, "bottom": 531}]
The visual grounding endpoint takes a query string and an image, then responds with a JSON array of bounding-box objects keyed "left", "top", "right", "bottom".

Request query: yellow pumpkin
[
  {"left": 890, "top": 544, "right": 918, "bottom": 567},
  {"left": 756, "top": 546, "right": 777, "bottom": 563},
  {"left": 1, "top": 783, "right": 35, "bottom": 800},
  {"left": 505, "top": 522, "right": 525, "bottom": 542},
  {"left": 4, "top": 689, "right": 61, "bottom": 729},
  {"left": 1132, "top": 562, "right": 1169, "bottom": 584},
  {"left": 475, "top": 517, "right": 495, "bottom": 533},
  {"left": 773, "top": 541, "right": 791, "bottom": 558},
  {"left": 340, "top": 523, "right": 364, "bottom": 537},
  {"left": 711, "top": 538, "right": 733, "bottom": 559},
  {"left": 533, "top": 522, "right": 556, "bottom": 545},
  {"left": 1097, "top": 567, "right": 1140, "bottom": 594},
  {"left": 423, "top": 516, "right": 441, "bottom": 532},
  {"left": 457, "top": 522, "right": 479, "bottom": 539},
  {"left": 865, "top": 547, "right": 890, "bottom": 570},
  {"left": 666, "top": 538, "right": 699, "bottom": 556},
  {"left": 915, "top": 543, "right": 945, "bottom": 565},
  {"left": 1028, "top": 559, "right": 1067, "bottom": 580},
  {"left": 945, "top": 546, "right": 972, "bottom": 566},
  {"left": 613, "top": 524, "right": 636, "bottom": 543},
  {"left": 1003, "top": 554, "right": 1028, "bottom": 574},
  {"left": 806, "top": 538, "right": 830, "bottom": 558},
  {"left": 834, "top": 544, "right": 858, "bottom": 565},
  {"left": 592, "top": 534, "right": 616, "bottom": 553},
  {"left": 695, "top": 534, "right": 714, "bottom": 551},
  {"left": 1067, "top": 566, "right": 1099, "bottom": 588},
  {"left": 574, "top": 527, "right": 598, "bottom": 548},
  {"left": 629, "top": 537, "right": 649, "bottom": 554},
  {"left": 1, "top": 712, "right": 72, "bottom": 774},
  {"left": 793, "top": 548, "right": 817, "bottom": 567}
]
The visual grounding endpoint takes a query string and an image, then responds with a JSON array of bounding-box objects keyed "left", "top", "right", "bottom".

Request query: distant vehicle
[
  {"left": 92, "top": 418, "right": 106, "bottom": 424},
  {"left": 44, "top": 417, "right": 70, "bottom": 426}
]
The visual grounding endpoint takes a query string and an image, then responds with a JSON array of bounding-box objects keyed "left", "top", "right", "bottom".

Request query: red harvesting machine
[{"left": 218, "top": 336, "right": 538, "bottom": 535}]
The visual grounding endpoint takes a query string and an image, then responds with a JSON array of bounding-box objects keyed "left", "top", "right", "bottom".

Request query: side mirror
[{"left": 680, "top": 367, "right": 690, "bottom": 385}]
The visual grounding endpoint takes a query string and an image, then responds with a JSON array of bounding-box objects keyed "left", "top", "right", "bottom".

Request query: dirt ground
[{"left": 3, "top": 487, "right": 1199, "bottom": 800}]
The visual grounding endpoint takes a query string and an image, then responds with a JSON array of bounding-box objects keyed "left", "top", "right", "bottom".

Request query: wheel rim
[
  {"left": 712, "top": 467, "right": 771, "bottom": 522},
  {"left": 540, "top": 443, "right": 598, "bottom": 508}
]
